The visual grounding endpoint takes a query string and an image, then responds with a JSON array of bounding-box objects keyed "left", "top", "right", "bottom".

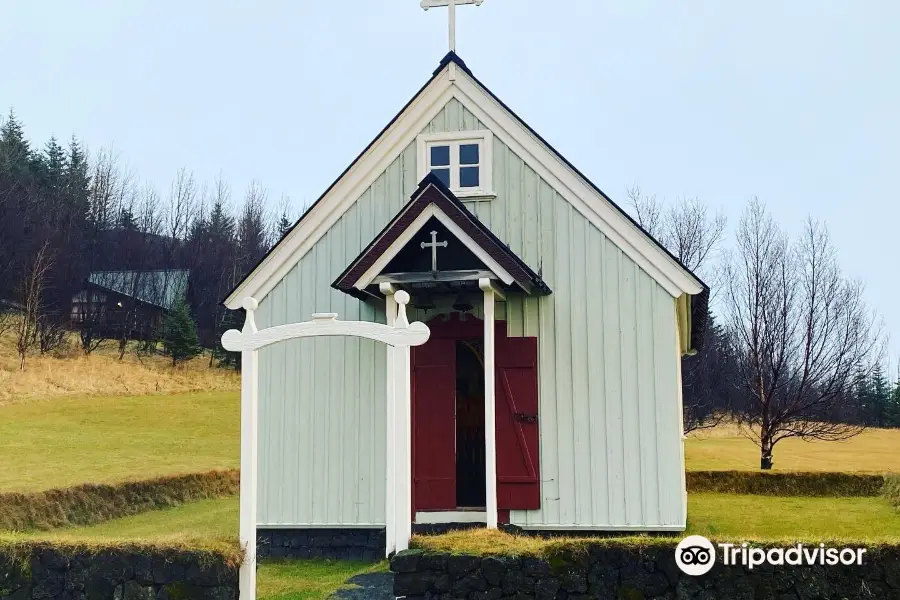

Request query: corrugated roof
[{"left": 87, "top": 270, "right": 189, "bottom": 310}]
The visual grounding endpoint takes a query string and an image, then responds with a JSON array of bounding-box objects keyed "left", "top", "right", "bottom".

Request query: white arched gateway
[{"left": 221, "top": 291, "right": 430, "bottom": 600}]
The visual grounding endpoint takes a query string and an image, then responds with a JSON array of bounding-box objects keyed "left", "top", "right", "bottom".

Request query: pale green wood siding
[{"left": 255, "top": 97, "right": 685, "bottom": 528}]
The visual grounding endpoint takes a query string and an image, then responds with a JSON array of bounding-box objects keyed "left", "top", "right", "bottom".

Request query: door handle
[{"left": 513, "top": 412, "right": 537, "bottom": 424}]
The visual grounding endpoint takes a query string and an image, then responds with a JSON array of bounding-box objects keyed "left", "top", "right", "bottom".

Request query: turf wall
[
  {"left": 0, "top": 470, "right": 239, "bottom": 531},
  {"left": 390, "top": 544, "right": 900, "bottom": 599},
  {"left": 0, "top": 542, "right": 238, "bottom": 600}
]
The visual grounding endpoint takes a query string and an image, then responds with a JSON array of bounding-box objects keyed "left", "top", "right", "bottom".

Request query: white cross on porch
[
  {"left": 421, "top": 0, "right": 484, "bottom": 53},
  {"left": 421, "top": 229, "right": 448, "bottom": 273}
]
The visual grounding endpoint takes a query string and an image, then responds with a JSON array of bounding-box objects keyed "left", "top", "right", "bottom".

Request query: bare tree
[
  {"left": 16, "top": 242, "right": 53, "bottom": 370},
  {"left": 237, "top": 180, "right": 270, "bottom": 277},
  {"left": 628, "top": 184, "right": 730, "bottom": 432},
  {"left": 0, "top": 306, "right": 13, "bottom": 338},
  {"left": 78, "top": 295, "right": 108, "bottom": 355},
  {"left": 37, "top": 313, "right": 67, "bottom": 354},
  {"left": 89, "top": 147, "right": 123, "bottom": 230},
  {"left": 627, "top": 184, "right": 726, "bottom": 279},
  {"left": 165, "top": 168, "right": 198, "bottom": 243},
  {"left": 724, "top": 200, "right": 882, "bottom": 469},
  {"left": 626, "top": 184, "right": 663, "bottom": 238},
  {"left": 112, "top": 184, "right": 149, "bottom": 359}
]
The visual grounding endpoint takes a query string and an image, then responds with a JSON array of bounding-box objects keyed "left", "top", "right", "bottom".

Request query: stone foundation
[{"left": 257, "top": 528, "right": 386, "bottom": 561}]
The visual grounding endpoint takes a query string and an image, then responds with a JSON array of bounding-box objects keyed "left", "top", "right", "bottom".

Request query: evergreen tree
[
  {"left": 888, "top": 369, "right": 900, "bottom": 428},
  {"left": 0, "top": 109, "right": 32, "bottom": 175},
  {"left": 43, "top": 137, "right": 66, "bottom": 193},
  {"left": 871, "top": 365, "right": 891, "bottom": 427},
  {"left": 276, "top": 210, "right": 292, "bottom": 240},
  {"left": 208, "top": 199, "right": 236, "bottom": 245},
  {"left": 214, "top": 306, "right": 243, "bottom": 370},
  {"left": 65, "top": 136, "right": 91, "bottom": 218},
  {"left": 0, "top": 110, "right": 39, "bottom": 301},
  {"left": 118, "top": 206, "right": 137, "bottom": 230},
  {"left": 161, "top": 296, "right": 202, "bottom": 367},
  {"left": 852, "top": 370, "right": 874, "bottom": 426}
]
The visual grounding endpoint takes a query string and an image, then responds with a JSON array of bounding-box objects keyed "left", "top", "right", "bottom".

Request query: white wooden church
[{"left": 224, "top": 0, "right": 708, "bottom": 569}]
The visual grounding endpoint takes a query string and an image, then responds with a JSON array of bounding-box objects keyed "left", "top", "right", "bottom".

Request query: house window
[{"left": 418, "top": 131, "right": 494, "bottom": 199}]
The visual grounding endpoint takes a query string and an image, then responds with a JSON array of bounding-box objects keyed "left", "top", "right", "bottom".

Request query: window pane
[
  {"left": 460, "top": 143, "right": 479, "bottom": 165},
  {"left": 430, "top": 145, "right": 450, "bottom": 167},
  {"left": 460, "top": 166, "right": 480, "bottom": 188},
  {"left": 431, "top": 168, "right": 451, "bottom": 187}
]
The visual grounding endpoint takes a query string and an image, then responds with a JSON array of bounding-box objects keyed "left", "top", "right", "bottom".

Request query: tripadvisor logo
[
  {"left": 675, "top": 535, "right": 868, "bottom": 576},
  {"left": 675, "top": 535, "right": 716, "bottom": 576}
]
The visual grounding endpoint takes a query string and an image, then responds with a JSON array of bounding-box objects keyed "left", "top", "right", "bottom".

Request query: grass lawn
[
  {"left": 685, "top": 425, "right": 900, "bottom": 473},
  {"left": 14, "top": 492, "right": 900, "bottom": 546},
  {"left": 0, "top": 391, "right": 239, "bottom": 493},
  {"left": 687, "top": 492, "right": 900, "bottom": 541},
  {"left": 2, "top": 384, "right": 897, "bottom": 497},
  {"left": 258, "top": 560, "right": 387, "bottom": 600}
]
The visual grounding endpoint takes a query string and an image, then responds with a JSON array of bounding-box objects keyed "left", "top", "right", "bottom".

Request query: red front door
[
  {"left": 411, "top": 337, "right": 457, "bottom": 510},
  {"left": 411, "top": 315, "right": 540, "bottom": 514}
]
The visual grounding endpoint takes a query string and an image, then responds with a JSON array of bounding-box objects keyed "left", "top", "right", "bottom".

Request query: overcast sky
[{"left": 2, "top": 1, "right": 898, "bottom": 366}]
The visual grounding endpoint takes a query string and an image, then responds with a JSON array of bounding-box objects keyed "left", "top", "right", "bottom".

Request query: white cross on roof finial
[{"left": 421, "top": 0, "right": 484, "bottom": 53}]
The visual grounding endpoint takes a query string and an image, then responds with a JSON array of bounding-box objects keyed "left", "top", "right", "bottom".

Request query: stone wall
[
  {"left": 257, "top": 529, "right": 385, "bottom": 561},
  {"left": 390, "top": 545, "right": 900, "bottom": 599},
  {"left": 0, "top": 544, "right": 238, "bottom": 600}
]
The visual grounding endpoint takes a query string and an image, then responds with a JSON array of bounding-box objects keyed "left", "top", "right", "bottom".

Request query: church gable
[{"left": 226, "top": 52, "right": 707, "bottom": 350}]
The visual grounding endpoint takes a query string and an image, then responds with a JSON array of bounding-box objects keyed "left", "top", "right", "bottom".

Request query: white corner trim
[
  {"left": 415, "top": 511, "right": 488, "bottom": 524},
  {"left": 353, "top": 203, "right": 515, "bottom": 289},
  {"left": 416, "top": 130, "right": 495, "bottom": 199}
]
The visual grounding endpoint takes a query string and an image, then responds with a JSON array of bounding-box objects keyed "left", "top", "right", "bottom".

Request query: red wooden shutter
[
  {"left": 494, "top": 336, "right": 540, "bottom": 510},
  {"left": 411, "top": 338, "right": 457, "bottom": 510}
]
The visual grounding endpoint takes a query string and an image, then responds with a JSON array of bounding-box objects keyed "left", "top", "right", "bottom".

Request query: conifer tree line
[{"left": 0, "top": 110, "right": 298, "bottom": 363}]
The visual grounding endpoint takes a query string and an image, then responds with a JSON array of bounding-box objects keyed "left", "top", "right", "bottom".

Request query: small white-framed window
[{"left": 417, "top": 131, "right": 494, "bottom": 199}]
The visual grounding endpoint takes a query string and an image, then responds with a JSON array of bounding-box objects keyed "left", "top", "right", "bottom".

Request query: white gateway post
[{"left": 222, "top": 292, "right": 430, "bottom": 600}]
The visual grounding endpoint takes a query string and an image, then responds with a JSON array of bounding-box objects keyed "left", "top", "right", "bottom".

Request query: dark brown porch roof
[{"left": 332, "top": 173, "right": 551, "bottom": 299}]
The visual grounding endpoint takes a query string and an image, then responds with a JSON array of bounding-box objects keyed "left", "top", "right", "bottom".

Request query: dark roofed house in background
[{"left": 71, "top": 270, "right": 190, "bottom": 341}]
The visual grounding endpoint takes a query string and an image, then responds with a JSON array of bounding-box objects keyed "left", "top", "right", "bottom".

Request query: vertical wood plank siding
[{"left": 255, "top": 98, "right": 685, "bottom": 528}]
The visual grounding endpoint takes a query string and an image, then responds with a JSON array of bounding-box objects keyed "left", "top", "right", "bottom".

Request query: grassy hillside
[
  {"left": 0, "top": 391, "right": 238, "bottom": 493},
  {"left": 685, "top": 423, "right": 900, "bottom": 473},
  {"left": 0, "top": 327, "right": 238, "bottom": 405}
]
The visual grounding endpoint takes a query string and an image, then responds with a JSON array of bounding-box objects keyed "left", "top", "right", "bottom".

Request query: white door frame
[{"left": 221, "top": 292, "right": 430, "bottom": 600}]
